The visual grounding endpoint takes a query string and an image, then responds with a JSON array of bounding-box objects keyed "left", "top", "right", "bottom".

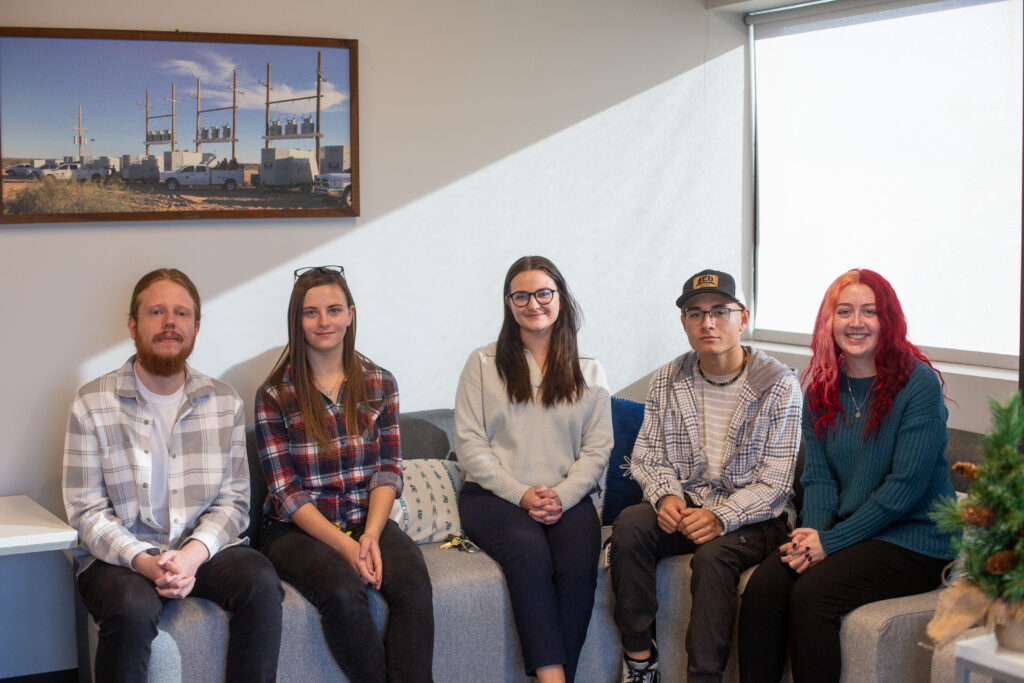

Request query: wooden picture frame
[{"left": 0, "top": 27, "right": 358, "bottom": 223}]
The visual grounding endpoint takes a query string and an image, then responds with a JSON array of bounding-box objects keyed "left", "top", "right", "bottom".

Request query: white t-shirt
[{"left": 135, "top": 377, "right": 185, "bottom": 532}]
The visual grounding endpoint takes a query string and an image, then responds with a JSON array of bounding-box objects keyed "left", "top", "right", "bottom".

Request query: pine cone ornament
[
  {"left": 985, "top": 550, "right": 1017, "bottom": 575},
  {"left": 952, "top": 461, "right": 978, "bottom": 481},
  {"left": 961, "top": 506, "right": 995, "bottom": 528}
]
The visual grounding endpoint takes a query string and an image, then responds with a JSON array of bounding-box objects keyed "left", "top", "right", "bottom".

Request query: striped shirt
[
  {"left": 255, "top": 363, "right": 403, "bottom": 528},
  {"left": 63, "top": 358, "right": 250, "bottom": 575},
  {"left": 696, "top": 365, "right": 748, "bottom": 482}
]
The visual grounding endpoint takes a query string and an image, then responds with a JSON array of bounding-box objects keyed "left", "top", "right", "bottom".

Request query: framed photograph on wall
[{"left": 0, "top": 27, "right": 358, "bottom": 223}]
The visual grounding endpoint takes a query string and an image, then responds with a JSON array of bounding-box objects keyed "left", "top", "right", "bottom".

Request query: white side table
[
  {"left": 0, "top": 494, "right": 77, "bottom": 555},
  {"left": 0, "top": 494, "right": 78, "bottom": 678},
  {"left": 955, "top": 633, "right": 1024, "bottom": 683}
]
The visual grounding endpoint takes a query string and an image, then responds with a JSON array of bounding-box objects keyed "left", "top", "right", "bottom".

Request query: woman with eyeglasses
[
  {"left": 454, "top": 256, "right": 613, "bottom": 683},
  {"left": 737, "top": 269, "right": 957, "bottom": 683},
  {"left": 255, "top": 266, "right": 434, "bottom": 683}
]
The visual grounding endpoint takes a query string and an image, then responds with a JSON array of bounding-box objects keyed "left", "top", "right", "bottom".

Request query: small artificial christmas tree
[{"left": 928, "top": 392, "right": 1024, "bottom": 647}]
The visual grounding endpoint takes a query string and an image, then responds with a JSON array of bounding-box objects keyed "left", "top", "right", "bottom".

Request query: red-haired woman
[
  {"left": 255, "top": 266, "right": 434, "bottom": 683},
  {"left": 455, "top": 256, "right": 613, "bottom": 683},
  {"left": 738, "top": 269, "right": 957, "bottom": 683}
]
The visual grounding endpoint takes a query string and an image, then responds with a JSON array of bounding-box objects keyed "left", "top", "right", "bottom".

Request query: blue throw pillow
[{"left": 602, "top": 396, "right": 646, "bottom": 525}]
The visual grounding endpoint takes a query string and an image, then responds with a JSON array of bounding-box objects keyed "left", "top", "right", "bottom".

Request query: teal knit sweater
[{"left": 800, "top": 360, "right": 957, "bottom": 560}]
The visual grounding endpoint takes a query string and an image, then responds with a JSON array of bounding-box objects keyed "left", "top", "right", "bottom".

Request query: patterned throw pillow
[
  {"left": 389, "top": 459, "right": 465, "bottom": 544},
  {"left": 601, "top": 396, "right": 646, "bottom": 525}
]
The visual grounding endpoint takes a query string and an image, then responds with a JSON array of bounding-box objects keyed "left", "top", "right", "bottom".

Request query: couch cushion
[
  {"left": 399, "top": 409, "right": 456, "bottom": 461},
  {"left": 602, "top": 397, "right": 646, "bottom": 525},
  {"left": 390, "top": 458, "right": 465, "bottom": 543},
  {"left": 420, "top": 542, "right": 527, "bottom": 681}
]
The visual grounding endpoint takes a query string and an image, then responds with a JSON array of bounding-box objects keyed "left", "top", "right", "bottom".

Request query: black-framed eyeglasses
[
  {"left": 294, "top": 265, "right": 345, "bottom": 281},
  {"left": 682, "top": 306, "right": 743, "bottom": 324},
  {"left": 507, "top": 288, "right": 557, "bottom": 307}
]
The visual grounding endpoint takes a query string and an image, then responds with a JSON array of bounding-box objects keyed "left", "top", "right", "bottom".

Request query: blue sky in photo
[{"left": 0, "top": 36, "right": 351, "bottom": 163}]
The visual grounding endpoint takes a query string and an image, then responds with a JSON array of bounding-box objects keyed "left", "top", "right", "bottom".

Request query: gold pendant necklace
[{"left": 846, "top": 377, "right": 874, "bottom": 419}]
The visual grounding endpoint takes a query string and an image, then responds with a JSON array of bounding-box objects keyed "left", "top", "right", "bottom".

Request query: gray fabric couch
[{"left": 81, "top": 408, "right": 983, "bottom": 682}]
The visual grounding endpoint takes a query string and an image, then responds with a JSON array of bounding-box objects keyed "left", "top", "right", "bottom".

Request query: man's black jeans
[
  {"left": 78, "top": 545, "right": 283, "bottom": 683},
  {"left": 610, "top": 503, "right": 787, "bottom": 683}
]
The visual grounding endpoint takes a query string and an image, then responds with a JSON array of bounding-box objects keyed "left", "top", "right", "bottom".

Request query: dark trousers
[
  {"left": 458, "top": 482, "right": 601, "bottom": 683},
  {"left": 610, "top": 502, "right": 788, "bottom": 683},
  {"left": 260, "top": 517, "right": 434, "bottom": 683},
  {"left": 738, "top": 539, "right": 949, "bottom": 683},
  {"left": 78, "top": 545, "right": 284, "bottom": 683}
]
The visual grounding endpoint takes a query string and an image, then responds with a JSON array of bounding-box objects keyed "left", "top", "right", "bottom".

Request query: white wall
[
  {"left": 1, "top": 0, "right": 750, "bottom": 515},
  {"left": 0, "top": 1, "right": 750, "bottom": 674}
]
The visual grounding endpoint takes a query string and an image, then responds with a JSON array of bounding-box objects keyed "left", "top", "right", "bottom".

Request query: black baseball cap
[{"left": 675, "top": 269, "right": 746, "bottom": 310}]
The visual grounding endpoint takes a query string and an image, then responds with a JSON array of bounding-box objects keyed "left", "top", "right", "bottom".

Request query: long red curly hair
[{"left": 803, "top": 269, "right": 941, "bottom": 438}]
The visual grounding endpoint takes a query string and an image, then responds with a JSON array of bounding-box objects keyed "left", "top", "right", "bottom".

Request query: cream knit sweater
[{"left": 454, "top": 342, "right": 613, "bottom": 509}]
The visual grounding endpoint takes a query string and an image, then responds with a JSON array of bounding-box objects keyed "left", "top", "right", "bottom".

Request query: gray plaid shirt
[
  {"left": 630, "top": 347, "right": 802, "bottom": 533},
  {"left": 63, "top": 358, "right": 249, "bottom": 574}
]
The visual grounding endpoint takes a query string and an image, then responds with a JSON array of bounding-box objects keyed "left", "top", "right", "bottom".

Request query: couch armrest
[{"left": 840, "top": 589, "right": 941, "bottom": 683}]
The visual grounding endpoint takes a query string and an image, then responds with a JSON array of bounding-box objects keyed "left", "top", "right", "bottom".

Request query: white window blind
[{"left": 751, "top": 0, "right": 1022, "bottom": 364}]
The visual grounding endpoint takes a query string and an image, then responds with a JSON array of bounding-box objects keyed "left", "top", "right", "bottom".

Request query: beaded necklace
[{"left": 697, "top": 347, "right": 749, "bottom": 387}]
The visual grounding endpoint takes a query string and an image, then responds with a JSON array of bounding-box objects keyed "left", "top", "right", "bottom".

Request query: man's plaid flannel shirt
[
  {"left": 630, "top": 348, "right": 802, "bottom": 533},
  {"left": 63, "top": 358, "right": 249, "bottom": 574}
]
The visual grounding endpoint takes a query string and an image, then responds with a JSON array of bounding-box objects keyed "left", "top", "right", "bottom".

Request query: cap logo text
[{"left": 694, "top": 274, "right": 718, "bottom": 289}]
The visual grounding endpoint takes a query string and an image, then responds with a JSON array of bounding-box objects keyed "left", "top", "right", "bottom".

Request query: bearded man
[{"left": 63, "top": 268, "right": 283, "bottom": 682}]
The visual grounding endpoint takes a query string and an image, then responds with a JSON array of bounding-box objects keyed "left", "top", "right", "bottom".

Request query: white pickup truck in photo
[
  {"left": 39, "top": 163, "right": 109, "bottom": 182},
  {"left": 313, "top": 172, "right": 353, "bottom": 207},
  {"left": 160, "top": 163, "right": 244, "bottom": 191}
]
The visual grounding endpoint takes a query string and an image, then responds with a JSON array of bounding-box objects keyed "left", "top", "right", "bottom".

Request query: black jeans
[
  {"left": 78, "top": 545, "right": 283, "bottom": 683},
  {"left": 738, "top": 539, "right": 949, "bottom": 683},
  {"left": 610, "top": 502, "right": 787, "bottom": 683},
  {"left": 260, "top": 517, "right": 434, "bottom": 683},
  {"left": 458, "top": 482, "right": 601, "bottom": 683}
]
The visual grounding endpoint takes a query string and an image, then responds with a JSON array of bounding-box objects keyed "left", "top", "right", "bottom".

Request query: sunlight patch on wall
[{"left": 79, "top": 46, "right": 748, "bottom": 413}]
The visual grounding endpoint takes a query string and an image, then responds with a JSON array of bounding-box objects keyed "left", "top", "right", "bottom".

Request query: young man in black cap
[{"left": 609, "top": 269, "right": 802, "bottom": 683}]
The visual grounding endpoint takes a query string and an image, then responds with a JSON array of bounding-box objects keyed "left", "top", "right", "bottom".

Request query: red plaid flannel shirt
[{"left": 255, "top": 363, "right": 403, "bottom": 528}]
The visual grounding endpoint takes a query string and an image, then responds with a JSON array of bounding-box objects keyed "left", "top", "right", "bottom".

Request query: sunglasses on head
[{"left": 294, "top": 265, "right": 345, "bottom": 281}]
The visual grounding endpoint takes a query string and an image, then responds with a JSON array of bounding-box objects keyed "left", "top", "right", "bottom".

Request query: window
[{"left": 750, "top": 0, "right": 1022, "bottom": 365}]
